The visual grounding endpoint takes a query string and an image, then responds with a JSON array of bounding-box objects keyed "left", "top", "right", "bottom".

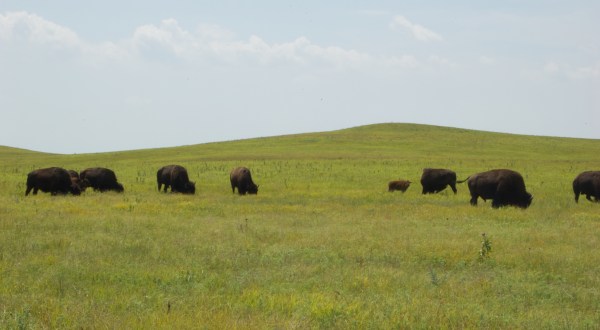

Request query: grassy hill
[{"left": 1, "top": 123, "right": 599, "bottom": 328}]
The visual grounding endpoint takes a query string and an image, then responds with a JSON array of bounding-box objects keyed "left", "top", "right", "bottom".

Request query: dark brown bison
[
  {"left": 388, "top": 180, "right": 411, "bottom": 192},
  {"left": 157, "top": 165, "right": 195, "bottom": 194},
  {"left": 80, "top": 167, "right": 124, "bottom": 193},
  {"left": 230, "top": 167, "right": 258, "bottom": 195},
  {"left": 25, "top": 167, "right": 81, "bottom": 196},
  {"left": 573, "top": 171, "right": 600, "bottom": 203},
  {"left": 67, "top": 170, "right": 79, "bottom": 180},
  {"left": 467, "top": 169, "right": 532, "bottom": 208},
  {"left": 420, "top": 168, "right": 468, "bottom": 194},
  {"left": 66, "top": 169, "right": 85, "bottom": 191}
]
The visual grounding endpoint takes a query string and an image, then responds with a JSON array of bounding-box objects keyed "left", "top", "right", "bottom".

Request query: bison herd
[
  {"left": 391, "top": 168, "right": 533, "bottom": 209},
  {"left": 25, "top": 165, "right": 599, "bottom": 208},
  {"left": 25, "top": 166, "right": 258, "bottom": 197},
  {"left": 26, "top": 167, "right": 124, "bottom": 196},
  {"left": 388, "top": 168, "right": 597, "bottom": 208}
]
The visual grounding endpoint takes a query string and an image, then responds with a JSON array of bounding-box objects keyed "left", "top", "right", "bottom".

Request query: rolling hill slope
[
  {"left": 2, "top": 123, "right": 598, "bottom": 162},
  {"left": 1, "top": 123, "right": 599, "bottom": 328}
]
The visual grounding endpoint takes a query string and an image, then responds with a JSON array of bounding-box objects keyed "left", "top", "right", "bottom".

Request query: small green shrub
[{"left": 479, "top": 233, "right": 492, "bottom": 261}]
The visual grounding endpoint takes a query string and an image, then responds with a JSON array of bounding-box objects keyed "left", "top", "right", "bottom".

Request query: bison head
[
  {"left": 183, "top": 181, "right": 196, "bottom": 194},
  {"left": 78, "top": 178, "right": 90, "bottom": 192},
  {"left": 247, "top": 183, "right": 259, "bottom": 194},
  {"left": 517, "top": 192, "right": 533, "bottom": 209},
  {"left": 114, "top": 183, "right": 125, "bottom": 193},
  {"left": 70, "top": 183, "right": 82, "bottom": 196}
]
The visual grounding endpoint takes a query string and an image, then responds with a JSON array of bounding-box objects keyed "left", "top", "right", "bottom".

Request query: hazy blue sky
[{"left": 1, "top": 1, "right": 598, "bottom": 153}]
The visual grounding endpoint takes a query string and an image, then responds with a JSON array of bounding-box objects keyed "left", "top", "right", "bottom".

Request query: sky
[{"left": 1, "top": 1, "right": 599, "bottom": 154}]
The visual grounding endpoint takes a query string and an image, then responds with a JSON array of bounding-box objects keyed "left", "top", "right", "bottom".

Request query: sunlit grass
[{"left": 1, "top": 123, "right": 599, "bottom": 328}]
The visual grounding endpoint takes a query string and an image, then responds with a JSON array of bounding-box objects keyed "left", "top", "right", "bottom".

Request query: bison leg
[
  {"left": 492, "top": 190, "right": 510, "bottom": 208},
  {"left": 157, "top": 182, "right": 162, "bottom": 192},
  {"left": 585, "top": 194, "right": 593, "bottom": 202},
  {"left": 231, "top": 181, "right": 236, "bottom": 194},
  {"left": 450, "top": 183, "right": 457, "bottom": 194},
  {"left": 492, "top": 194, "right": 512, "bottom": 208},
  {"left": 33, "top": 187, "right": 39, "bottom": 195},
  {"left": 25, "top": 186, "right": 32, "bottom": 196},
  {"left": 469, "top": 194, "right": 478, "bottom": 206}
]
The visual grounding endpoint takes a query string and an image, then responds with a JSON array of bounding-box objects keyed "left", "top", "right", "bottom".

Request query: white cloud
[
  {"left": 0, "top": 11, "right": 80, "bottom": 48},
  {"left": 541, "top": 60, "right": 600, "bottom": 80},
  {"left": 570, "top": 61, "right": 600, "bottom": 79},
  {"left": 196, "top": 23, "right": 235, "bottom": 41},
  {"left": 127, "top": 18, "right": 420, "bottom": 71},
  {"left": 132, "top": 18, "right": 197, "bottom": 57},
  {"left": 0, "top": 11, "right": 431, "bottom": 72},
  {"left": 0, "top": 11, "right": 129, "bottom": 63},
  {"left": 389, "top": 15, "right": 442, "bottom": 42}
]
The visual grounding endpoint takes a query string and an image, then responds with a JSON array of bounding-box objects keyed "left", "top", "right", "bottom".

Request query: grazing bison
[
  {"left": 80, "top": 167, "right": 124, "bottom": 192},
  {"left": 25, "top": 167, "right": 81, "bottom": 196},
  {"left": 230, "top": 167, "right": 258, "bottom": 195},
  {"left": 67, "top": 170, "right": 79, "bottom": 180},
  {"left": 420, "top": 168, "right": 467, "bottom": 194},
  {"left": 67, "top": 169, "right": 85, "bottom": 191},
  {"left": 467, "top": 169, "right": 532, "bottom": 208},
  {"left": 157, "top": 165, "right": 196, "bottom": 194},
  {"left": 572, "top": 171, "right": 600, "bottom": 203},
  {"left": 388, "top": 180, "right": 411, "bottom": 192}
]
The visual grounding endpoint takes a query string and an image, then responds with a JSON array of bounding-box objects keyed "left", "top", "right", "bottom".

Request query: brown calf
[{"left": 388, "top": 180, "right": 411, "bottom": 192}]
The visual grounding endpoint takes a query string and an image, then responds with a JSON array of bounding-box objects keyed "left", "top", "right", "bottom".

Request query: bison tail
[{"left": 456, "top": 176, "right": 470, "bottom": 184}]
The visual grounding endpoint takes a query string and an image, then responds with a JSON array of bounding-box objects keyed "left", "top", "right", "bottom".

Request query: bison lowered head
[
  {"left": 247, "top": 184, "right": 259, "bottom": 194},
  {"left": 78, "top": 178, "right": 91, "bottom": 192},
  {"left": 183, "top": 181, "right": 196, "bottom": 194},
  {"left": 114, "top": 183, "right": 125, "bottom": 193},
  {"left": 70, "top": 183, "right": 82, "bottom": 196},
  {"left": 518, "top": 193, "right": 533, "bottom": 209}
]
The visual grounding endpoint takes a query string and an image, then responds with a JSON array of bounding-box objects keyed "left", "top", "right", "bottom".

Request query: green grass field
[{"left": 1, "top": 123, "right": 599, "bottom": 328}]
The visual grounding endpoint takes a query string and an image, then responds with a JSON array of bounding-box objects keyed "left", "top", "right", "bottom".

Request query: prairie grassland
[{"left": 0, "top": 124, "right": 599, "bottom": 328}]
